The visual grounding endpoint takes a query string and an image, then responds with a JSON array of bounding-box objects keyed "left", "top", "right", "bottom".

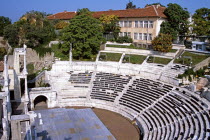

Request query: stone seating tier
[{"left": 49, "top": 70, "right": 210, "bottom": 140}]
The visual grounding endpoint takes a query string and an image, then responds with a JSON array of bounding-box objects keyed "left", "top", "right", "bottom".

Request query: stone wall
[
  {"left": 193, "top": 57, "right": 210, "bottom": 71},
  {"left": 104, "top": 46, "right": 177, "bottom": 58},
  {"left": 21, "top": 48, "right": 54, "bottom": 71}
]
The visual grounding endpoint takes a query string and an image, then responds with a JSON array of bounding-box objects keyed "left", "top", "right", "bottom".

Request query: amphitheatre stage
[
  {"left": 28, "top": 60, "right": 210, "bottom": 140},
  {"left": 1, "top": 46, "right": 210, "bottom": 140},
  {"left": 34, "top": 108, "right": 116, "bottom": 140}
]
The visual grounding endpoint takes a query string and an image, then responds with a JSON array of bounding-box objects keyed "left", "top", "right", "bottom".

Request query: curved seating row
[
  {"left": 90, "top": 72, "right": 131, "bottom": 102},
  {"left": 119, "top": 78, "right": 173, "bottom": 113},
  {"left": 87, "top": 73, "right": 210, "bottom": 140},
  {"left": 69, "top": 72, "right": 92, "bottom": 84},
  {"left": 138, "top": 91, "right": 210, "bottom": 140}
]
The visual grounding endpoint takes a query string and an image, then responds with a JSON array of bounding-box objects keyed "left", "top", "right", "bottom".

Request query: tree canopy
[
  {"left": 0, "top": 16, "right": 11, "bottom": 36},
  {"left": 99, "top": 15, "right": 120, "bottom": 39},
  {"left": 160, "top": 3, "right": 190, "bottom": 40},
  {"left": 3, "top": 11, "right": 55, "bottom": 48},
  {"left": 192, "top": 8, "right": 210, "bottom": 36},
  {"left": 126, "top": 1, "right": 136, "bottom": 9},
  {"left": 60, "top": 8, "right": 104, "bottom": 60},
  {"left": 152, "top": 33, "right": 172, "bottom": 52},
  {"left": 55, "top": 21, "right": 69, "bottom": 30},
  {"left": 0, "top": 47, "right": 7, "bottom": 60}
]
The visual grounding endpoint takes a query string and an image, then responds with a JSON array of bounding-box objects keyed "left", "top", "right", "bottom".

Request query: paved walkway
[{"left": 34, "top": 108, "right": 116, "bottom": 140}]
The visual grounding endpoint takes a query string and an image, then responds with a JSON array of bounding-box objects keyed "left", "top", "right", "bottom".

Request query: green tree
[
  {"left": 3, "top": 24, "right": 19, "bottom": 47},
  {"left": 152, "top": 33, "right": 172, "bottom": 52},
  {"left": 160, "top": 3, "right": 190, "bottom": 40},
  {"left": 0, "top": 47, "right": 7, "bottom": 60},
  {"left": 55, "top": 21, "right": 69, "bottom": 30},
  {"left": 160, "top": 21, "right": 178, "bottom": 40},
  {"left": 192, "top": 8, "right": 210, "bottom": 36},
  {"left": 99, "top": 15, "right": 120, "bottom": 40},
  {"left": 126, "top": 1, "right": 136, "bottom": 9},
  {"left": 3, "top": 11, "right": 56, "bottom": 48},
  {"left": 0, "top": 16, "right": 11, "bottom": 36},
  {"left": 60, "top": 8, "right": 104, "bottom": 60}
]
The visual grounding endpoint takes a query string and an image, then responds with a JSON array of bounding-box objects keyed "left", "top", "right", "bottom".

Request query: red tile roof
[
  {"left": 48, "top": 11, "right": 76, "bottom": 20},
  {"left": 47, "top": 5, "right": 166, "bottom": 20}
]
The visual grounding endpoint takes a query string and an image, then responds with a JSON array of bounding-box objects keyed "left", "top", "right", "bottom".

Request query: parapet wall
[
  {"left": 104, "top": 47, "right": 177, "bottom": 58},
  {"left": 50, "top": 61, "right": 179, "bottom": 86},
  {"left": 193, "top": 57, "right": 210, "bottom": 71}
]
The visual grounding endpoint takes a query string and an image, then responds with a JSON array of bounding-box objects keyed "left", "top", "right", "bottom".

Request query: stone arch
[{"left": 33, "top": 95, "right": 48, "bottom": 110}]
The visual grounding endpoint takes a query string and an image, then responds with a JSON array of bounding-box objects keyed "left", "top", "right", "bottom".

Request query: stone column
[
  {"left": 23, "top": 44, "right": 27, "bottom": 75},
  {"left": 2, "top": 97, "right": 8, "bottom": 139},
  {"left": 13, "top": 51, "right": 20, "bottom": 74},
  {"left": 4, "top": 56, "right": 11, "bottom": 120},
  {"left": 3, "top": 56, "right": 8, "bottom": 91},
  {"left": 23, "top": 45, "right": 29, "bottom": 113},
  {"left": 2, "top": 118, "right": 8, "bottom": 139},
  {"left": 24, "top": 77, "right": 29, "bottom": 114}
]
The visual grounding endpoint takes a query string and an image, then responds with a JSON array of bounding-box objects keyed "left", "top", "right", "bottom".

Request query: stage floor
[{"left": 34, "top": 108, "right": 116, "bottom": 140}]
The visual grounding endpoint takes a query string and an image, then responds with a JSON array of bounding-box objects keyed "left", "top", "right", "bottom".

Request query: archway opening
[{"left": 34, "top": 95, "right": 48, "bottom": 110}]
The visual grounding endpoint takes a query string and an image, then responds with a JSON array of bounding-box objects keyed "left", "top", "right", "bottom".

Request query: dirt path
[
  {"left": 92, "top": 108, "right": 140, "bottom": 140},
  {"left": 39, "top": 106, "right": 140, "bottom": 140}
]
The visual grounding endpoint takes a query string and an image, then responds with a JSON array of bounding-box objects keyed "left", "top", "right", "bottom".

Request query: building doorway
[{"left": 34, "top": 96, "right": 48, "bottom": 110}]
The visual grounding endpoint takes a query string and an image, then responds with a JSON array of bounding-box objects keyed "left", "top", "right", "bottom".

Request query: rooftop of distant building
[{"left": 47, "top": 5, "right": 166, "bottom": 20}]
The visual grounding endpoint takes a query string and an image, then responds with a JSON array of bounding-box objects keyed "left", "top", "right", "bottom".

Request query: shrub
[
  {"left": 152, "top": 33, "right": 172, "bottom": 52},
  {"left": 184, "top": 40, "right": 192, "bottom": 49},
  {"left": 116, "top": 36, "right": 133, "bottom": 43},
  {"left": 0, "top": 47, "right": 6, "bottom": 60},
  {"left": 27, "top": 63, "right": 34, "bottom": 74}
]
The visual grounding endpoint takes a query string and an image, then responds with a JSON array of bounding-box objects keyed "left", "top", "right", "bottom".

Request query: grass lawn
[
  {"left": 99, "top": 52, "right": 122, "bottom": 62},
  {"left": 73, "top": 54, "right": 97, "bottom": 61},
  {"left": 147, "top": 56, "right": 172, "bottom": 65},
  {"left": 123, "top": 54, "right": 147, "bottom": 64},
  {"left": 169, "top": 49, "right": 178, "bottom": 53},
  {"left": 106, "top": 44, "right": 147, "bottom": 50},
  {"left": 174, "top": 51, "right": 210, "bottom": 66}
]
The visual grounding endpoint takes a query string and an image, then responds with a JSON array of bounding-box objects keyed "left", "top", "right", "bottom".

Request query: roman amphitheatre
[{"left": 1, "top": 43, "right": 210, "bottom": 140}]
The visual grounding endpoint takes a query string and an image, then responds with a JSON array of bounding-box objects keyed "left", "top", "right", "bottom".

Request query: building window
[
  {"left": 144, "top": 33, "right": 147, "bottom": 40},
  {"left": 140, "top": 21, "right": 143, "bottom": 28},
  {"left": 148, "top": 34, "right": 152, "bottom": 40},
  {"left": 127, "top": 32, "right": 131, "bottom": 37},
  {"left": 128, "top": 21, "right": 132, "bottom": 27},
  {"left": 149, "top": 21, "right": 153, "bottom": 28},
  {"left": 144, "top": 21, "right": 148, "bottom": 28},
  {"left": 139, "top": 33, "right": 142, "bottom": 40},
  {"left": 196, "top": 44, "right": 202, "bottom": 50},
  {"left": 124, "top": 21, "right": 128, "bottom": 27},
  {"left": 135, "top": 21, "right": 138, "bottom": 28},
  {"left": 134, "top": 33, "right": 138, "bottom": 40},
  {"left": 119, "top": 32, "right": 123, "bottom": 37},
  {"left": 124, "top": 32, "right": 127, "bottom": 36},
  {"left": 119, "top": 21, "right": 123, "bottom": 27}
]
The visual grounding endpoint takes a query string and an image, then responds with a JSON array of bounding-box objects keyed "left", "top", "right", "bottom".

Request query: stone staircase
[
  {"left": 28, "top": 70, "right": 46, "bottom": 83},
  {"left": 175, "top": 49, "right": 184, "bottom": 58},
  {"left": 86, "top": 71, "right": 97, "bottom": 100},
  {"left": 114, "top": 76, "right": 135, "bottom": 104}
]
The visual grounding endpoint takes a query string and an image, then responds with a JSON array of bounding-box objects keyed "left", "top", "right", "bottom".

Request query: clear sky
[{"left": 1, "top": 0, "right": 210, "bottom": 22}]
